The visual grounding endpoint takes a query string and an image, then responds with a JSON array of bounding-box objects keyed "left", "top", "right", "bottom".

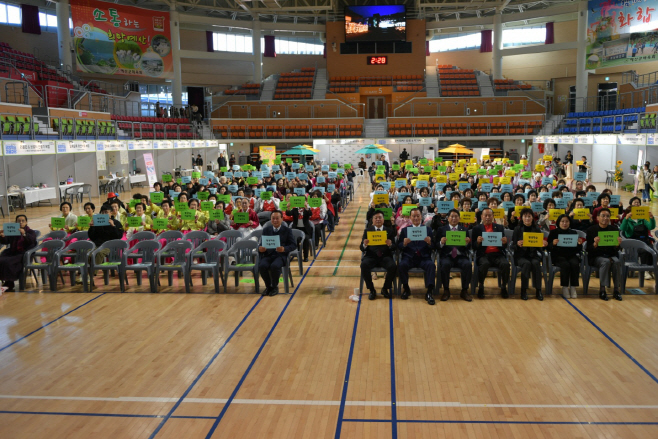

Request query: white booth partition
[
  {"left": 3, "top": 140, "right": 59, "bottom": 209},
  {"left": 127, "top": 140, "right": 152, "bottom": 188},
  {"left": 203, "top": 140, "right": 219, "bottom": 170},
  {"left": 190, "top": 140, "right": 206, "bottom": 171},
  {"left": 153, "top": 139, "right": 174, "bottom": 179},
  {"left": 96, "top": 140, "right": 129, "bottom": 187},
  {"left": 56, "top": 140, "right": 99, "bottom": 199},
  {"left": 173, "top": 139, "right": 192, "bottom": 171}
]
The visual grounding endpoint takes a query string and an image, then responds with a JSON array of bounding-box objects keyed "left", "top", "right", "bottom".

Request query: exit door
[{"left": 367, "top": 97, "right": 385, "bottom": 119}]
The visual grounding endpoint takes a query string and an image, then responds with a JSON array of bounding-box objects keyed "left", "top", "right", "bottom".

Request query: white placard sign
[
  {"left": 557, "top": 135, "right": 574, "bottom": 144},
  {"left": 617, "top": 134, "right": 646, "bottom": 145},
  {"left": 128, "top": 140, "right": 153, "bottom": 150},
  {"left": 191, "top": 140, "right": 205, "bottom": 149},
  {"left": 153, "top": 140, "right": 173, "bottom": 149},
  {"left": 593, "top": 134, "right": 617, "bottom": 144},
  {"left": 533, "top": 135, "right": 546, "bottom": 143},
  {"left": 4, "top": 140, "right": 56, "bottom": 155},
  {"left": 57, "top": 140, "right": 95, "bottom": 153},
  {"left": 204, "top": 139, "right": 219, "bottom": 149},
  {"left": 97, "top": 140, "right": 127, "bottom": 151},
  {"left": 574, "top": 135, "right": 593, "bottom": 144}
]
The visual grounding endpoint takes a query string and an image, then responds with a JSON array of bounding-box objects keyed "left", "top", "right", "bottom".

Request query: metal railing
[
  {"left": 211, "top": 123, "right": 363, "bottom": 140},
  {"left": 557, "top": 110, "right": 656, "bottom": 135},
  {"left": 565, "top": 86, "right": 658, "bottom": 115},
  {"left": 385, "top": 121, "right": 542, "bottom": 137},
  {"left": 622, "top": 70, "right": 658, "bottom": 87},
  {"left": 389, "top": 98, "right": 547, "bottom": 117},
  {"left": 213, "top": 99, "right": 365, "bottom": 119},
  {"left": 114, "top": 120, "right": 202, "bottom": 140},
  {"left": 0, "top": 113, "right": 118, "bottom": 140}
]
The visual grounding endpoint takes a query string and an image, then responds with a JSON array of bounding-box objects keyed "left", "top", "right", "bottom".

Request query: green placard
[
  {"left": 209, "top": 209, "right": 225, "bottom": 221},
  {"left": 260, "top": 191, "right": 272, "bottom": 200},
  {"left": 181, "top": 210, "right": 195, "bottom": 221},
  {"left": 220, "top": 167, "right": 228, "bottom": 173},
  {"left": 401, "top": 205, "right": 415, "bottom": 216},
  {"left": 405, "top": 164, "right": 413, "bottom": 170},
  {"left": 494, "top": 165, "right": 503, "bottom": 172},
  {"left": 286, "top": 158, "right": 293, "bottom": 164},
  {"left": 411, "top": 168, "right": 419, "bottom": 174},
  {"left": 174, "top": 201, "right": 188, "bottom": 211},
  {"left": 423, "top": 166, "right": 431, "bottom": 172},
  {"left": 241, "top": 164, "right": 251, "bottom": 171},
  {"left": 330, "top": 163, "right": 338, "bottom": 170},
  {"left": 129, "top": 199, "right": 140, "bottom": 208},
  {"left": 290, "top": 196, "right": 305, "bottom": 208},
  {"left": 392, "top": 164, "right": 400, "bottom": 171},
  {"left": 192, "top": 172, "right": 201, "bottom": 179},
  {"left": 419, "top": 158, "right": 428, "bottom": 165},
  {"left": 309, "top": 198, "right": 322, "bottom": 208},
  {"left": 233, "top": 212, "right": 249, "bottom": 224},
  {"left": 197, "top": 191, "right": 209, "bottom": 200},
  {"left": 521, "top": 171, "right": 532, "bottom": 179},
  {"left": 375, "top": 208, "right": 392, "bottom": 220},
  {"left": 345, "top": 164, "right": 352, "bottom": 169},
  {"left": 437, "top": 166, "right": 447, "bottom": 172},
  {"left": 161, "top": 174, "right": 172, "bottom": 182},
  {"left": 446, "top": 231, "right": 466, "bottom": 246},
  {"left": 598, "top": 231, "right": 619, "bottom": 246},
  {"left": 51, "top": 217, "right": 65, "bottom": 229},
  {"left": 151, "top": 192, "right": 164, "bottom": 204},
  {"left": 477, "top": 168, "right": 487, "bottom": 175},
  {"left": 77, "top": 216, "right": 90, "bottom": 229},
  {"left": 127, "top": 216, "right": 142, "bottom": 228},
  {"left": 274, "top": 158, "right": 281, "bottom": 165},
  {"left": 436, "top": 157, "right": 443, "bottom": 162},
  {"left": 280, "top": 201, "right": 288, "bottom": 211},
  {"left": 217, "top": 194, "right": 231, "bottom": 204},
  {"left": 513, "top": 164, "right": 524, "bottom": 171},
  {"left": 246, "top": 177, "right": 258, "bottom": 185},
  {"left": 153, "top": 218, "right": 168, "bottom": 230},
  {"left": 377, "top": 165, "right": 385, "bottom": 172},
  {"left": 176, "top": 177, "right": 182, "bottom": 185},
  {"left": 200, "top": 201, "right": 214, "bottom": 211},
  {"left": 262, "top": 159, "right": 269, "bottom": 164}
]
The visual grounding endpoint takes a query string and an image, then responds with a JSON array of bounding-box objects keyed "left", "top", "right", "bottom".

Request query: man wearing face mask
[
  {"left": 398, "top": 208, "right": 436, "bottom": 305},
  {"left": 360, "top": 211, "right": 397, "bottom": 301}
]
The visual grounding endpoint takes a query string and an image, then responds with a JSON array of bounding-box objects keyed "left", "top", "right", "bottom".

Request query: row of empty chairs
[
  {"left": 117, "top": 122, "right": 192, "bottom": 132},
  {"left": 566, "top": 108, "right": 645, "bottom": 118},
  {"left": 52, "top": 119, "right": 115, "bottom": 136},
  {"left": 111, "top": 115, "right": 191, "bottom": 124},
  {"left": 0, "top": 42, "right": 71, "bottom": 84},
  {"left": 1, "top": 115, "right": 38, "bottom": 135},
  {"left": 213, "top": 124, "right": 363, "bottom": 139},
  {"left": 388, "top": 121, "right": 542, "bottom": 136},
  {"left": 274, "top": 68, "right": 316, "bottom": 100},
  {"left": 135, "top": 132, "right": 196, "bottom": 139}
]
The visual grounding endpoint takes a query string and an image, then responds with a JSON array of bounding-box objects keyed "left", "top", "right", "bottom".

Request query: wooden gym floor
[{"left": 0, "top": 180, "right": 657, "bottom": 438}]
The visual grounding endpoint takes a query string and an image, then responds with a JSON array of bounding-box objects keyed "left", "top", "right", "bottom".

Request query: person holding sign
[
  {"left": 230, "top": 197, "right": 261, "bottom": 238},
  {"left": 88, "top": 204, "right": 124, "bottom": 266},
  {"left": 125, "top": 203, "right": 154, "bottom": 241},
  {"left": 307, "top": 191, "right": 327, "bottom": 255},
  {"left": 155, "top": 200, "right": 180, "bottom": 232},
  {"left": 179, "top": 199, "right": 208, "bottom": 233},
  {"left": 258, "top": 211, "right": 297, "bottom": 297},
  {"left": 547, "top": 215, "right": 583, "bottom": 298},
  {"left": 567, "top": 198, "right": 593, "bottom": 231},
  {"left": 586, "top": 208, "right": 623, "bottom": 301},
  {"left": 592, "top": 194, "right": 621, "bottom": 226},
  {"left": 507, "top": 194, "right": 526, "bottom": 231},
  {"left": 0, "top": 215, "right": 36, "bottom": 291},
  {"left": 397, "top": 208, "right": 436, "bottom": 304},
  {"left": 437, "top": 209, "right": 473, "bottom": 302},
  {"left": 472, "top": 208, "right": 510, "bottom": 299},
  {"left": 50, "top": 202, "right": 78, "bottom": 234},
  {"left": 620, "top": 197, "right": 656, "bottom": 279},
  {"left": 206, "top": 202, "right": 231, "bottom": 236},
  {"left": 511, "top": 208, "right": 546, "bottom": 301},
  {"left": 360, "top": 212, "right": 397, "bottom": 301},
  {"left": 77, "top": 202, "right": 95, "bottom": 232}
]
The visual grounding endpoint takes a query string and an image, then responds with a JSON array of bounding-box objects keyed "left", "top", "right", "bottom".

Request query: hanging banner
[
  {"left": 587, "top": 0, "right": 658, "bottom": 69},
  {"left": 128, "top": 140, "right": 153, "bottom": 150},
  {"left": 3, "top": 140, "right": 56, "bottom": 155},
  {"left": 96, "top": 150, "right": 107, "bottom": 170},
  {"left": 191, "top": 140, "right": 205, "bottom": 149},
  {"left": 259, "top": 145, "right": 276, "bottom": 164},
  {"left": 70, "top": 0, "right": 173, "bottom": 78},
  {"left": 57, "top": 140, "right": 96, "bottom": 153},
  {"left": 153, "top": 140, "right": 173, "bottom": 149},
  {"left": 618, "top": 134, "right": 646, "bottom": 145},
  {"left": 204, "top": 139, "right": 219, "bottom": 149},
  {"left": 648, "top": 133, "right": 658, "bottom": 144},
  {"left": 97, "top": 140, "right": 127, "bottom": 151},
  {"left": 174, "top": 140, "right": 190, "bottom": 149},
  {"left": 143, "top": 153, "right": 157, "bottom": 188}
]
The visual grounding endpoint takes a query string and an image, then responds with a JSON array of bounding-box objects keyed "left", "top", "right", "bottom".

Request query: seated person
[
  {"left": 397, "top": 208, "right": 436, "bottom": 305},
  {"left": 258, "top": 210, "right": 297, "bottom": 296},
  {"left": 437, "top": 209, "right": 473, "bottom": 302},
  {"left": 511, "top": 208, "right": 546, "bottom": 301},
  {"left": 125, "top": 202, "right": 154, "bottom": 241},
  {"left": 0, "top": 214, "right": 37, "bottom": 291},
  {"left": 586, "top": 208, "right": 623, "bottom": 301},
  {"left": 472, "top": 208, "right": 510, "bottom": 299},
  {"left": 88, "top": 204, "right": 124, "bottom": 265},
  {"left": 360, "top": 211, "right": 397, "bottom": 301},
  {"left": 206, "top": 201, "right": 231, "bottom": 236}
]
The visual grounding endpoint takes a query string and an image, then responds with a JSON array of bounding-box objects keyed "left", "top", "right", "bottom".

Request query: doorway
[
  {"left": 597, "top": 83, "right": 618, "bottom": 112},
  {"left": 367, "top": 97, "right": 385, "bottom": 119}
]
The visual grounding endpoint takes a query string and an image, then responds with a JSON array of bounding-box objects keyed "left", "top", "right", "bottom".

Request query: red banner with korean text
[{"left": 70, "top": 0, "right": 173, "bottom": 78}]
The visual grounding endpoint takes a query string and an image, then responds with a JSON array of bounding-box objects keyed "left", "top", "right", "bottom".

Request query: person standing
[
  {"left": 258, "top": 211, "right": 296, "bottom": 296},
  {"left": 218, "top": 152, "right": 227, "bottom": 169},
  {"left": 229, "top": 153, "right": 236, "bottom": 168},
  {"left": 155, "top": 101, "right": 161, "bottom": 118},
  {"left": 565, "top": 150, "right": 574, "bottom": 180},
  {"left": 399, "top": 148, "right": 409, "bottom": 162},
  {"left": 437, "top": 209, "right": 473, "bottom": 302},
  {"left": 196, "top": 154, "right": 203, "bottom": 167}
]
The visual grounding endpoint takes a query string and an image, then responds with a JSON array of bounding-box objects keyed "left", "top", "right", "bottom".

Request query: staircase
[
  {"left": 364, "top": 119, "right": 387, "bottom": 138},
  {"left": 198, "top": 121, "right": 215, "bottom": 140},
  {"left": 539, "top": 114, "right": 564, "bottom": 135},
  {"left": 477, "top": 72, "right": 494, "bottom": 97},
  {"left": 313, "top": 68, "right": 328, "bottom": 99},
  {"left": 34, "top": 116, "right": 57, "bottom": 137},
  {"left": 425, "top": 68, "right": 440, "bottom": 98},
  {"left": 260, "top": 75, "right": 278, "bottom": 101}
]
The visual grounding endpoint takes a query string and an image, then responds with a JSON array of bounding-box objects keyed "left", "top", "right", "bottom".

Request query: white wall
[
  {"left": 591, "top": 144, "right": 616, "bottom": 184},
  {"left": 616, "top": 144, "right": 640, "bottom": 185}
]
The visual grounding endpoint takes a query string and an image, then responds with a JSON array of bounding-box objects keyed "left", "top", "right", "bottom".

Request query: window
[
  {"left": 429, "top": 25, "right": 547, "bottom": 53},
  {"left": 6, "top": 3, "right": 19, "bottom": 24},
  {"left": 139, "top": 84, "right": 189, "bottom": 116},
  {"left": 261, "top": 36, "right": 323, "bottom": 55},
  {"left": 212, "top": 31, "right": 253, "bottom": 53},
  {"left": 0, "top": 2, "right": 71, "bottom": 32}
]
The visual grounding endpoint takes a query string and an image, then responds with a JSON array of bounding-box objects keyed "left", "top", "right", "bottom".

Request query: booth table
[
  {"left": 9, "top": 187, "right": 57, "bottom": 207},
  {"left": 129, "top": 174, "right": 147, "bottom": 188},
  {"left": 59, "top": 182, "right": 84, "bottom": 202}
]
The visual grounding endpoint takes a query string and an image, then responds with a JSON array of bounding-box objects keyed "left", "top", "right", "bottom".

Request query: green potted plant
[{"left": 630, "top": 164, "right": 638, "bottom": 175}]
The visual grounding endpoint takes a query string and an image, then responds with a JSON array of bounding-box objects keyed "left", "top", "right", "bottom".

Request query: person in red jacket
[{"left": 231, "top": 197, "right": 260, "bottom": 238}]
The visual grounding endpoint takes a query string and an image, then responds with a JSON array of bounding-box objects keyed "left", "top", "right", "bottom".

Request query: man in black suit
[
  {"left": 398, "top": 208, "right": 436, "bottom": 305},
  {"left": 471, "top": 207, "right": 510, "bottom": 299},
  {"left": 258, "top": 210, "right": 297, "bottom": 296},
  {"left": 437, "top": 209, "right": 473, "bottom": 302},
  {"left": 360, "top": 211, "right": 397, "bottom": 300}
]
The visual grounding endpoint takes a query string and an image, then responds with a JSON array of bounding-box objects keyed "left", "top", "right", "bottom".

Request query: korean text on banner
[
  {"left": 71, "top": 0, "right": 172, "bottom": 78},
  {"left": 143, "top": 153, "right": 157, "bottom": 189}
]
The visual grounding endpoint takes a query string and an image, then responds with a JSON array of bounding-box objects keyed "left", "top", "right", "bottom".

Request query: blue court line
[
  {"left": 388, "top": 296, "right": 398, "bottom": 439},
  {"left": 146, "top": 295, "right": 265, "bottom": 439},
  {"left": 562, "top": 297, "right": 658, "bottom": 385},
  {"left": 0, "top": 293, "right": 106, "bottom": 354},
  {"left": 332, "top": 279, "right": 362, "bottom": 439},
  {"left": 342, "top": 418, "right": 658, "bottom": 426},
  {"left": 203, "top": 232, "right": 332, "bottom": 439}
]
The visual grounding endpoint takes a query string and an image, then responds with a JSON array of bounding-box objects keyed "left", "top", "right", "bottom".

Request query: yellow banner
[
  {"left": 549, "top": 209, "right": 565, "bottom": 221},
  {"left": 367, "top": 231, "right": 387, "bottom": 246},
  {"left": 460, "top": 211, "right": 476, "bottom": 223},
  {"left": 523, "top": 232, "right": 544, "bottom": 247}
]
